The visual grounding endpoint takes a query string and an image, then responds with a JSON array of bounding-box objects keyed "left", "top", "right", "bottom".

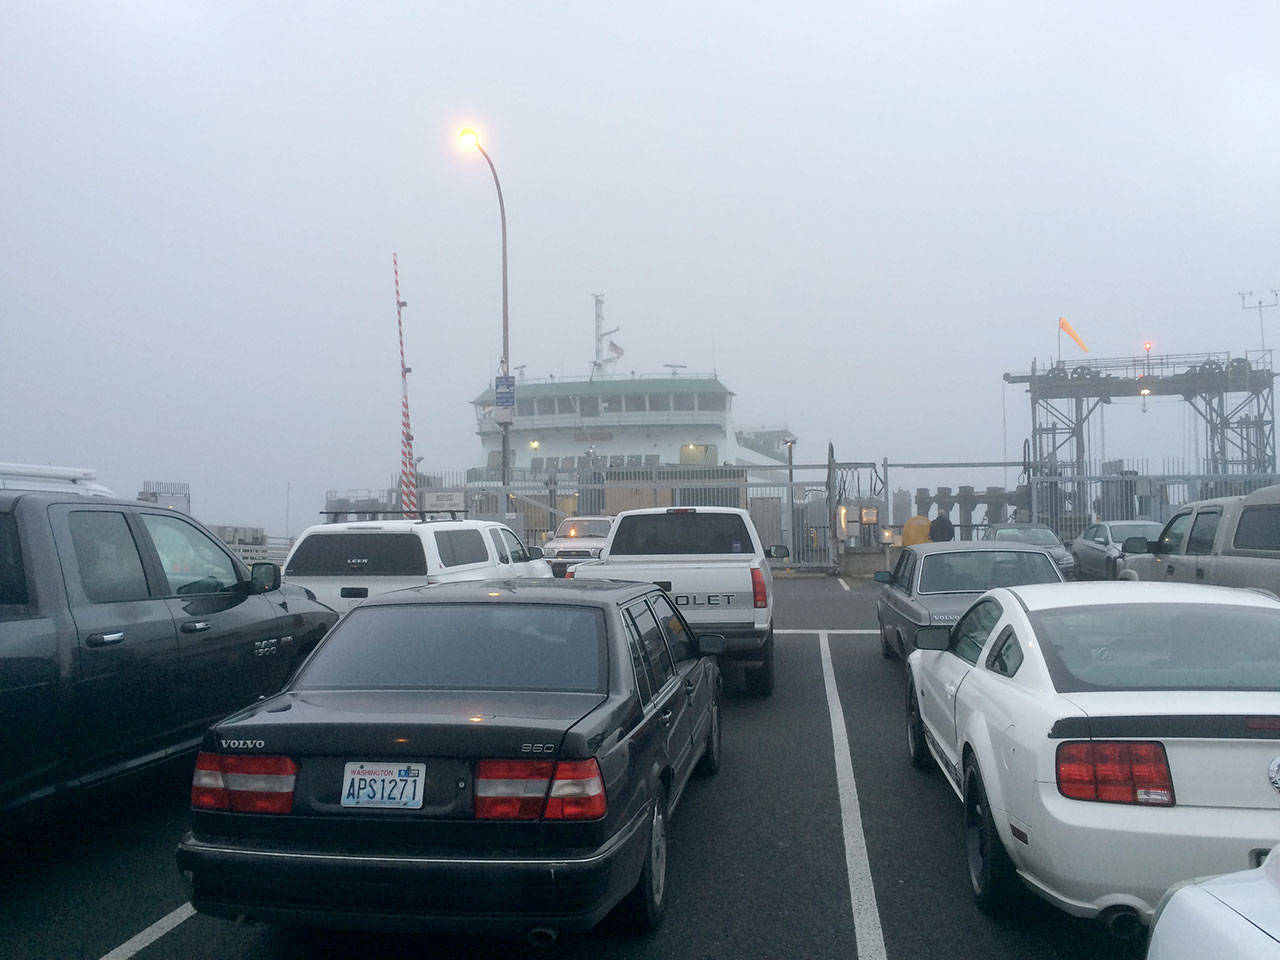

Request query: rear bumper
[
  {"left": 1014, "top": 784, "right": 1279, "bottom": 921},
  {"left": 690, "top": 621, "right": 771, "bottom": 661},
  {"left": 177, "top": 806, "right": 649, "bottom": 935}
]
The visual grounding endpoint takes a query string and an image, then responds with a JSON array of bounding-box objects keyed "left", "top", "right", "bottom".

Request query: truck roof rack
[{"left": 0, "top": 462, "right": 115, "bottom": 497}]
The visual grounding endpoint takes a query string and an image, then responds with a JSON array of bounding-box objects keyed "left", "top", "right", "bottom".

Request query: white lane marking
[
  {"left": 837, "top": 577, "right": 851, "bottom": 591},
  {"left": 818, "top": 630, "right": 888, "bottom": 960},
  {"left": 99, "top": 902, "right": 195, "bottom": 960},
  {"left": 776, "top": 628, "right": 878, "bottom": 635}
]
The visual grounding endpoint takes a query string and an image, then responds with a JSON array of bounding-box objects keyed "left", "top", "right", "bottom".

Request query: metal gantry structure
[{"left": 1003, "top": 351, "right": 1276, "bottom": 532}]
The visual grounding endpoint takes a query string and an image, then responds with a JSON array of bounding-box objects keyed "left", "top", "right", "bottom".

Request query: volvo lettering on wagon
[{"left": 568, "top": 507, "right": 788, "bottom": 696}]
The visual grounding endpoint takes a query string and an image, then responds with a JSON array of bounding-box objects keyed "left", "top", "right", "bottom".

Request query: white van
[{"left": 283, "top": 519, "right": 552, "bottom": 612}]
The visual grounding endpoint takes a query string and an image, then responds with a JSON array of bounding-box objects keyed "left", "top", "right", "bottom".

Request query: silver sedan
[{"left": 1069, "top": 520, "right": 1163, "bottom": 579}]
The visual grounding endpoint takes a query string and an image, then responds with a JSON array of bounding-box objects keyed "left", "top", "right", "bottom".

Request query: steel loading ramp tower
[{"left": 1004, "top": 351, "right": 1276, "bottom": 478}]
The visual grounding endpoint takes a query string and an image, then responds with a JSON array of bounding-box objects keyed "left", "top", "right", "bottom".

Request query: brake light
[
  {"left": 751, "top": 566, "right": 768, "bottom": 608},
  {"left": 545, "top": 759, "right": 607, "bottom": 819},
  {"left": 475, "top": 759, "right": 554, "bottom": 819},
  {"left": 191, "top": 752, "right": 298, "bottom": 814},
  {"left": 474, "top": 758, "right": 606, "bottom": 820},
  {"left": 1056, "top": 741, "right": 1174, "bottom": 806},
  {"left": 564, "top": 569, "right": 575, "bottom": 579},
  {"left": 666, "top": 508, "right": 695, "bottom": 514}
]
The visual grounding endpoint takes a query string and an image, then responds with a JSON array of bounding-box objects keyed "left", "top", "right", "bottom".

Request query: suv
[
  {"left": 283, "top": 519, "right": 552, "bottom": 612},
  {"left": 541, "top": 515, "right": 613, "bottom": 577}
]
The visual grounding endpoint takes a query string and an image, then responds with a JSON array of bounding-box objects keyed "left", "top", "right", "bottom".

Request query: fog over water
[{"left": 3, "top": 3, "right": 1277, "bottom": 534}]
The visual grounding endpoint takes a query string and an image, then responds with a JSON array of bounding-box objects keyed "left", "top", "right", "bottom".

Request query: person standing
[{"left": 929, "top": 508, "right": 955, "bottom": 542}]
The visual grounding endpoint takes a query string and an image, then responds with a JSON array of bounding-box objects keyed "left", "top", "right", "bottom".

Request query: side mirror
[
  {"left": 914, "top": 625, "right": 951, "bottom": 650},
  {"left": 526, "top": 546, "right": 544, "bottom": 560},
  {"left": 250, "top": 562, "right": 281, "bottom": 594},
  {"left": 766, "top": 545, "right": 790, "bottom": 559},
  {"left": 1120, "top": 536, "right": 1151, "bottom": 555},
  {"left": 872, "top": 570, "right": 892, "bottom": 583},
  {"left": 695, "top": 633, "right": 727, "bottom": 656}
]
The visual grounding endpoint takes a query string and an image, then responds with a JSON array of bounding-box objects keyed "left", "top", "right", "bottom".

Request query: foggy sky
[{"left": 3, "top": 2, "right": 1278, "bottom": 534}]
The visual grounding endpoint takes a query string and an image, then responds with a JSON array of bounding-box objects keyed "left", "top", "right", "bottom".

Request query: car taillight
[
  {"left": 564, "top": 569, "right": 575, "bottom": 579},
  {"left": 751, "top": 566, "right": 768, "bottom": 608},
  {"left": 191, "top": 752, "right": 298, "bottom": 814},
  {"left": 474, "top": 758, "right": 606, "bottom": 820},
  {"left": 545, "top": 759, "right": 607, "bottom": 819},
  {"left": 1055, "top": 741, "right": 1174, "bottom": 806}
]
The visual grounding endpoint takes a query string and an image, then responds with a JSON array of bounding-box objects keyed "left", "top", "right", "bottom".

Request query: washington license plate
[{"left": 340, "top": 761, "right": 425, "bottom": 809}]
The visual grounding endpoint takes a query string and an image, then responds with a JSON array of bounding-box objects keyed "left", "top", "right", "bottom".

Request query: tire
[
  {"left": 744, "top": 635, "right": 775, "bottom": 696},
  {"left": 694, "top": 696, "right": 721, "bottom": 776},
  {"left": 963, "top": 761, "right": 1017, "bottom": 914},
  {"left": 624, "top": 781, "right": 669, "bottom": 931},
  {"left": 879, "top": 618, "right": 896, "bottom": 660},
  {"left": 905, "top": 676, "right": 929, "bottom": 770}
]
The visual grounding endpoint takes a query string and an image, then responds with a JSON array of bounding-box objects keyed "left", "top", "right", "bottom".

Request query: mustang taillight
[
  {"left": 1055, "top": 741, "right": 1174, "bottom": 806},
  {"left": 751, "top": 566, "right": 768, "bottom": 608},
  {"left": 474, "top": 758, "right": 606, "bottom": 820},
  {"left": 191, "top": 752, "right": 298, "bottom": 814}
]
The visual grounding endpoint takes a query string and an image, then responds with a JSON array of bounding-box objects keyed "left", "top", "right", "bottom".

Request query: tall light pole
[
  {"left": 458, "top": 127, "right": 512, "bottom": 503},
  {"left": 785, "top": 438, "right": 795, "bottom": 559}
]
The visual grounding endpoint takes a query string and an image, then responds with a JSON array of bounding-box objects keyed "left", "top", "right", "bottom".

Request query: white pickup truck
[{"left": 567, "top": 506, "right": 789, "bottom": 695}]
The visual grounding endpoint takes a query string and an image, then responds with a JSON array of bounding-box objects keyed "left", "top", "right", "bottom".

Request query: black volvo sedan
[{"left": 176, "top": 578, "right": 724, "bottom": 943}]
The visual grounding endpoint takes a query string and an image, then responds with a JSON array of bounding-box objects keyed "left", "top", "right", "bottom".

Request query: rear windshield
[
  {"left": 918, "top": 550, "right": 1059, "bottom": 593},
  {"left": 610, "top": 513, "right": 753, "bottom": 555},
  {"left": 992, "top": 527, "right": 1060, "bottom": 546},
  {"left": 285, "top": 533, "right": 428, "bottom": 577},
  {"left": 293, "top": 603, "right": 607, "bottom": 693},
  {"left": 1030, "top": 603, "right": 1280, "bottom": 692}
]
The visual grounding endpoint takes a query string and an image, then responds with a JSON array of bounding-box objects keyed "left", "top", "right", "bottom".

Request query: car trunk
[
  {"left": 193, "top": 689, "right": 609, "bottom": 851},
  {"left": 1059, "top": 691, "right": 1280, "bottom": 811}
]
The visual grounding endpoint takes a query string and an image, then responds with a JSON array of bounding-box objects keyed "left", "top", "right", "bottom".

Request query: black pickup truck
[{"left": 0, "top": 490, "right": 337, "bottom": 810}]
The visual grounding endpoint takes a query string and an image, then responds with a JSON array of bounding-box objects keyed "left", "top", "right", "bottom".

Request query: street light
[{"left": 458, "top": 126, "right": 512, "bottom": 501}]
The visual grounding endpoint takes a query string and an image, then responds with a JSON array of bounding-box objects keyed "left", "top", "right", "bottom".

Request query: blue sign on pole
[{"left": 495, "top": 375, "right": 516, "bottom": 408}]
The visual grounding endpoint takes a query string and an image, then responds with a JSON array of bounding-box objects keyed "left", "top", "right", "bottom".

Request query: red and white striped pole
[{"left": 394, "top": 254, "right": 418, "bottom": 516}]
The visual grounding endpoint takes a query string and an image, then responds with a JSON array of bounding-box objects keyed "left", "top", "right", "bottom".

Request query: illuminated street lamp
[{"left": 458, "top": 126, "right": 512, "bottom": 498}]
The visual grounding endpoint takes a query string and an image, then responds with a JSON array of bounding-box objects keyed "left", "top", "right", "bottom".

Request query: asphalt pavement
[{"left": 0, "top": 577, "right": 1144, "bottom": 960}]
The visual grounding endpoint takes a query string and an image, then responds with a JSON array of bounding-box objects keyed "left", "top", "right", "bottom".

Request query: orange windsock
[{"left": 1059, "top": 317, "right": 1088, "bottom": 352}]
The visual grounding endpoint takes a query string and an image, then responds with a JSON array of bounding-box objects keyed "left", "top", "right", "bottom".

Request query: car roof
[
  {"left": 987, "top": 523, "right": 1054, "bottom": 530},
  {"left": 296, "top": 519, "right": 502, "bottom": 536},
  {"left": 0, "top": 490, "right": 148, "bottom": 511},
  {"left": 1008, "top": 581, "right": 1280, "bottom": 612},
  {"left": 616, "top": 506, "right": 747, "bottom": 517},
  {"left": 906, "top": 541, "right": 1055, "bottom": 556},
  {"left": 360, "top": 577, "right": 656, "bottom": 607}
]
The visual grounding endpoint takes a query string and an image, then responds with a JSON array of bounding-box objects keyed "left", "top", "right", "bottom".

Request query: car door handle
[
  {"left": 1166, "top": 564, "right": 1176, "bottom": 575},
  {"left": 660, "top": 708, "right": 673, "bottom": 725},
  {"left": 1195, "top": 567, "right": 1205, "bottom": 579},
  {"left": 684, "top": 680, "right": 696, "bottom": 694},
  {"left": 86, "top": 631, "right": 124, "bottom": 648},
  {"left": 181, "top": 620, "right": 213, "bottom": 634}
]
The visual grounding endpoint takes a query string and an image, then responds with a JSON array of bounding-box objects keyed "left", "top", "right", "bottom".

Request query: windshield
[
  {"left": 993, "top": 527, "right": 1061, "bottom": 546},
  {"left": 918, "top": 550, "right": 1059, "bottom": 593},
  {"left": 294, "top": 603, "right": 608, "bottom": 693},
  {"left": 1030, "top": 603, "right": 1280, "bottom": 692},
  {"left": 554, "top": 518, "right": 612, "bottom": 539}
]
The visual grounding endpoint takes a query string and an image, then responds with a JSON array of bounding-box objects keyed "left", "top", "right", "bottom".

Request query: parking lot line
[
  {"left": 776, "top": 628, "right": 878, "bottom": 635},
  {"left": 818, "top": 630, "right": 888, "bottom": 960},
  {"left": 837, "top": 577, "right": 851, "bottom": 591},
  {"left": 99, "top": 902, "right": 195, "bottom": 960}
]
